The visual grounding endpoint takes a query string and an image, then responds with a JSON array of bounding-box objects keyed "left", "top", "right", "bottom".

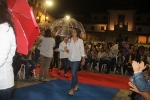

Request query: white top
[
  {"left": 0, "top": 22, "right": 16, "bottom": 89},
  {"left": 59, "top": 41, "right": 68, "bottom": 59},
  {"left": 67, "top": 38, "right": 85, "bottom": 61},
  {"left": 110, "top": 44, "right": 118, "bottom": 58},
  {"left": 40, "top": 37, "right": 55, "bottom": 57}
]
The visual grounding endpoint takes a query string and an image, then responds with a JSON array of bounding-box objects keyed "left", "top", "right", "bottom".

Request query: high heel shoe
[
  {"left": 74, "top": 84, "right": 78, "bottom": 91},
  {"left": 68, "top": 89, "right": 74, "bottom": 96}
]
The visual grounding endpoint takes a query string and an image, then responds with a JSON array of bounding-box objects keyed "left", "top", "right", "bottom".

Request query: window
[
  {"left": 38, "top": 2, "right": 41, "bottom": 8},
  {"left": 119, "top": 22, "right": 123, "bottom": 28},
  {"left": 118, "top": 14, "right": 125, "bottom": 22},
  {"left": 93, "top": 16, "right": 98, "bottom": 20},
  {"left": 138, "top": 27, "right": 142, "bottom": 32},
  {"left": 148, "top": 17, "right": 150, "bottom": 22},
  {"left": 91, "top": 26, "right": 94, "bottom": 30},
  {"left": 138, "top": 36, "right": 146, "bottom": 43},
  {"left": 35, "top": 0, "right": 38, "bottom": 5},
  {"left": 148, "top": 37, "right": 150, "bottom": 43},
  {"left": 101, "top": 26, "right": 104, "bottom": 30},
  {"left": 103, "top": 16, "right": 107, "bottom": 20},
  {"left": 136, "top": 17, "right": 141, "bottom": 21}
]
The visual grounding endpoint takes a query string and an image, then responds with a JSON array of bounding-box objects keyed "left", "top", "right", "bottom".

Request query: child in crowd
[{"left": 115, "top": 52, "right": 124, "bottom": 73}]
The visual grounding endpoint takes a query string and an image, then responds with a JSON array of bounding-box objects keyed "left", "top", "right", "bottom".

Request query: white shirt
[
  {"left": 0, "top": 22, "right": 16, "bottom": 89},
  {"left": 40, "top": 37, "right": 55, "bottom": 57},
  {"left": 111, "top": 44, "right": 118, "bottom": 58},
  {"left": 59, "top": 41, "right": 68, "bottom": 59},
  {"left": 67, "top": 38, "right": 85, "bottom": 61}
]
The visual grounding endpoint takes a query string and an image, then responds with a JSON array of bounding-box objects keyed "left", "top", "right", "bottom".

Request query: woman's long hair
[
  {"left": 68, "top": 28, "right": 81, "bottom": 42},
  {"left": 70, "top": 28, "right": 81, "bottom": 38},
  {"left": 44, "top": 29, "right": 52, "bottom": 37},
  {"left": 0, "top": 0, "right": 14, "bottom": 31}
]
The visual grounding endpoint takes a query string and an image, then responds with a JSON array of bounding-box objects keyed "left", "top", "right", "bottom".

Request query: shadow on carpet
[{"left": 12, "top": 79, "right": 119, "bottom": 100}]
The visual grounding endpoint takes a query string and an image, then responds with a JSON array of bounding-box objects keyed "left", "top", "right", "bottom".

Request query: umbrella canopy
[
  {"left": 50, "top": 17, "right": 85, "bottom": 37},
  {"left": 38, "top": 22, "right": 51, "bottom": 29},
  {"left": 7, "top": 0, "right": 40, "bottom": 55}
]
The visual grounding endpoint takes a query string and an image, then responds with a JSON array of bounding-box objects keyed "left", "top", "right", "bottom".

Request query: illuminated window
[
  {"left": 119, "top": 22, "right": 123, "bottom": 28},
  {"left": 94, "top": 16, "right": 98, "bottom": 20},
  {"left": 138, "top": 36, "right": 146, "bottom": 43},
  {"left": 148, "top": 37, "right": 150, "bottom": 43}
]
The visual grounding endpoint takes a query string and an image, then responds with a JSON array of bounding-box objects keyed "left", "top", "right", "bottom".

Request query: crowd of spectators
[{"left": 13, "top": 32, "right": 150, "bottom": 79}]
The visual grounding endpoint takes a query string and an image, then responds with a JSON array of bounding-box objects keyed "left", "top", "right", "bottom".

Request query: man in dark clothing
[
  {"left": 12, "top": 53, "right": 22, "bottom": 81},
  {"left": 124, "top": 49, "right": 135, "bottom": 74}
]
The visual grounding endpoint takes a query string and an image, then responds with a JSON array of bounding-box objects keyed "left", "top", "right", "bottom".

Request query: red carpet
[{"left": 35, "top": 67, "right": 130, "bottom": 90}]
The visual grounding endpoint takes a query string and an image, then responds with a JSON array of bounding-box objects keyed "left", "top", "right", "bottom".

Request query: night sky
[{"left": 47, "top": 0, "right": 150, "bottom": 18}]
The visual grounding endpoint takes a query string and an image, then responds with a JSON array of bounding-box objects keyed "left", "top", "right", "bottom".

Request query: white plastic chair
[
  {"left": 101, "top": 64, "right": 107, "bottom": 72},
  {"left": 114, "top": 56, "right": 125, "bottom": 75},
  {"left": 18, "top": 64, "right": 36, "bottom": 79},
  {"left": 90, "top": 62, "right": 99, "bottom": 72}
]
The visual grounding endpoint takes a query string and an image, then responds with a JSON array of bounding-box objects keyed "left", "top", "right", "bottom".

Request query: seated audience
[
  {"left": 110, "top": 41, "right": 118, "bottom": 71},
  {"left": 139, "top": 50, "right": 147, "bottom": 64},
  {"left": 21, "top": 47, "right": 36, "bottom": 79},
  {"left": 91, "top": 50, "right": 99, "bottom": 71},
  {"left": 82, "top": 45, "right": 90, "bottom": 70},
  {"left": 99, "top": 47, "right": 113, "bottom": 74},
  {"left": 115, "top": 52, "right": 124, "bottom": 73},
  {"left": 124, "top": 49, "right": 135, "bottom": 75}
]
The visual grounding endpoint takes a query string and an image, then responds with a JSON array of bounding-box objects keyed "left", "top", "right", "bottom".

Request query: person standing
[
  {"left": 34, "top": 30, "right": 44, "bottom": 64},
  {"left": 39, "top": 29, "right": 55, "bottom": 82},
  {"left": 66, "top": 28, "right": 85, "bottom": 96},
  {"left": 0, "top": 1, "right": 16, "bottom": 100},
  {"left": 51, "top": 36, "right": 61, "bottom": 69},
  {"left": 58, "top": 36, "right": 69, "bottom": 78}
]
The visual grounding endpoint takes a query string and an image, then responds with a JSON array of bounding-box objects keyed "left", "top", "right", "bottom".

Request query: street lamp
[
  {"left": 46, "top": 0, "right": 53, "bottom": 6},
  {"left": 65, "top": 15, "right": 70, "bottom": 20}
]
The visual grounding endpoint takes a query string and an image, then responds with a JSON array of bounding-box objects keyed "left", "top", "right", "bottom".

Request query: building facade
[
  {"left": 84, "top": 10, "right": 150, "bottom": 46},
  {"left": 28, "top": 0, "right": 55, "bottom": 23}
]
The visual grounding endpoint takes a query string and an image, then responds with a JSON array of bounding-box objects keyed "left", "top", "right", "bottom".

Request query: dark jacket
[{"left": 124, "top": 54, "right": 135, "bottom": 64}]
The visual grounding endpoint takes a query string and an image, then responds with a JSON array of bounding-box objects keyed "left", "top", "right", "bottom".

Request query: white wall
[
  {"left": 84, "top": 24, "right": 107, "bottom": 32},
  {"left": 108, "top": 10, "right": 136, "bottom": 31}
]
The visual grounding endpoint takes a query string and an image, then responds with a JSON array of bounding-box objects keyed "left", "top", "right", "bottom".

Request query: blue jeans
[
  {"left": 34, "top": 48, "right": 40, "bottom": 63},
  {"left": 69, "top": 61, "right": 80, "bottom": 89},
  {"left": 60, "top": 58, "right": 68, "bottom": 74},
  {"left": 130, "top": 72, "right": 150, "bottom": 100},
  {"left": 0, "top": 88, "right": 12, "bottom": 100}
]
